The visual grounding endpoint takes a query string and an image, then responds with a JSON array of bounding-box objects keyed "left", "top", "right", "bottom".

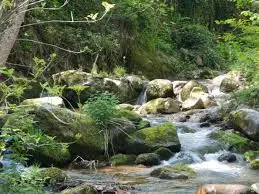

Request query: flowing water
[{"left": 63, "top": 79, "right": 259, "bottom": 193}]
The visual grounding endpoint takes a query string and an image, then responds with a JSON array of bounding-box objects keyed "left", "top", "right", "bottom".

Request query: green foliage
[
  {"left": 0, "top": 166, "right": 45, "bottom": 194},
  {"left": 83, "top": 92, "right": 118, "bottom": 127},
  {"left": 0, "top": 109, "right": 69, "bottom": 164},
  {"left": 233, "top": 86, "right": 259, "bottom": 108},
  {"left": 110, "top": 154, "right": 136, "bottom": 166},
  {"left": 172, "top": 24, "right": 220, "bottom": 68},
  {"left": 113, "top": 66, "right": 127, "bottom": 77},
  {"left": 211, "top": 130, "right": 256, "bottom": 152}
]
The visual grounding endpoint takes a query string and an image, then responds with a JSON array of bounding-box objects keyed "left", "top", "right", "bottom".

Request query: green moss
[
  {"left": 60, "top": 184, "right": 97, "bottom": 194},
  {"left": 134, "top": 123, "right": 178, "bottom": 147},
  {"left": 244, "top": 151, "right": 259, "bottom": 162},
  {"left": 115, "top": 109, "right": 142, "bottom": 123},
  {"left": 150, "top": 163, "right": 196, "bottom": 180},
  {"left": 135, "top": 153, "right": 160, "bottom": 166},
  {"left": 250, "top": 159, "right": 259, "bottom": 169},
  {"left": 154, "top": 147, "right": 173, "bottom": 160},
  {"left": 110, "top": 154, "right": 136, "bottom": 166},
  {"left": 40, "top": 167, "right": 67, "bottom": 185},
  {"left": 137, "top": 120, "right": 151, "bottom": 130},
  {"left": 180, "top": 80, "right": 208, "bottom": 101},
  {"left": 210, "top": 130, "right": 256, "bottom": 153}
]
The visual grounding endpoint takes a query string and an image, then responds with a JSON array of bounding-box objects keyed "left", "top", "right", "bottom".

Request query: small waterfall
[{"left": 137, "top": 88, "right": 147, "bottom": 105}]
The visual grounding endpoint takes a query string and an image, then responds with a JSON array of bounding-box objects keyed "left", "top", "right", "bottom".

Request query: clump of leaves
[
  {"left": 0, "top": 109, "right": 69, "bottom": 164},
  {"left": 0, "top": 166, "right": 45, "bottom": 194},
  {"left": 83, "top": 92, "right": 118, "bottom": 127},
  {"left": 113, "top": 66, "right": 127, "bottom": 77},
  {"left": 83, "top": 92, "right": 119, "bottom": 156}
]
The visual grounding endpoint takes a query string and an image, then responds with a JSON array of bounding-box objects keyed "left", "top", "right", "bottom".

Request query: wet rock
[
  {"left": 210, "top": 130, "right": 258, "bottom": 152},
  {"left": 0, "top": 161, "right": 3, "bottom": 168},
  {"left": 150, "top": 163, "right": 195, "bottom": 180},
  {"left": 110, "top": 154, "right": 136, "bottom": 166},
  {"left": 121, "top": 122, "right": 181, "bottom": 154},
  {"left": 135, "top": 153, "right": 160, "bottom": 166},
  {"left": 251, "top": 183, "right": 259, "bottom": 194},
  {"left": 146, "top": 79, "right": 174, "bottom": 101},
  {"left": 200, "top": 122, "right": 210, "bottom": 128},
  {"left": 196, "top": 184, "right": 251, "bottom": 194},
  {"left": 179, "top": 80, "right": 208, "bottom": 102},
  {"left": 154, "top": 147, "right": 174, "bottom": 160},
  {"left": 217, "top": 153, "right": 237, "bottom": 163},
  {"left": 229, "top": 109, "right": 259, "bottom": 141},
  {"left": 139, "top": 98, "right": 181, "bottom": 115}
]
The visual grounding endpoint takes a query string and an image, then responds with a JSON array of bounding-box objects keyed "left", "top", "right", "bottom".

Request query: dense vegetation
[{"left": 0, "top": 0, "right": 259, "bottom": 193}]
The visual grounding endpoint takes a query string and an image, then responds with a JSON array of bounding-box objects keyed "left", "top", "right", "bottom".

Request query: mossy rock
[
  {"left": 250, "top": 159, "right": 259, "bottom": 169},
  {"left": 146, "top": 79, "right": 175, "bottom": 101},
  {"left": 110, "top": 154, "right": 136, "bottom": 166},
  {"left": 210, "top": 130, "right": 258, "bottom": 153},
  {"left": 121, "top": 123, "right": 181, "bottom": 154},
  {"left": 135, "top": 153, "right": 160, "bottom": 166},
  {"left": 244, "top": 151, "right": 259, "bottom": 162},
  {"left": 180, "top": 80, "right": 208, "bottom": 102},
  {"left": 150, "top": 163, "right": 196, "bottom": 180},
  {"left": 139, "top": 98, "right": 181, "bottom": 115},
  {"left": 229, "top": 109, "right": 259, "bottom": 141},
  {"left": 40, "top": 167, "right": 67, "bottom": 185},
  {"left": 34, "top": 106, "right": 105, "bottom": 159},
  {"left": 115, "top": 109, "right": 142, "bottom": 123},
  {"left": 52, "top": 70, "right": 89, "bottom": 86},
  {"left": 154, "top": 147, "right": 174, "bottom": 160},
  {"left": 137, "top": 120, "right": 151, "bottom": 130},
  {"left": 60, "top": 184, "right": 97, "bottom": 194},
  {"left": 244, "top": 151, "right": 259, "bottom": 169}
]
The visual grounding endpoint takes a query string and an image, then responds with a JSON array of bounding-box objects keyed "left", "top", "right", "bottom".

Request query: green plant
[
  {"left": 83, "top": 92, "right": 119, "bottom": 156},
  {"left": 113, "top": 66, "right": 126, "bottom": 77},
  {"left": 0, "top": 109, "right": 70, "bottom": 164},
  {"left": 0, "top": 166, "right": 45, "bottom": 194}
]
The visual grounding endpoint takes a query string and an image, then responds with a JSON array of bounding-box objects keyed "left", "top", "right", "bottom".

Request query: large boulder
[
  {"left": 53, "top": 70, "right": 145, "bottom": 105},
  {"left": 217, "top": 153, "right": 237, "bottom": 163},
  {"left": 179, "top": 80, "right": 208, "bottom": 102},
  {"left": 213, "top": 71, "right": 243, "bottom": 93},
  {"left": 150, "top": 163, "right": 196, "bottom": 180},
  {"left": 229, "top": 109, "right": 259, "bottom": 141},
  {"left": 135, "top": 153, "right": 160, "bottom": 166},
  {"left": 34, "top": 106, "right": 105, "bottom": 159},
  {"left": 182, "top": 87, "right": 216, "bottom": 110},
  {"left": 196, "top": 184, "right": 251, "bottom": 194},
  {"left": 138, "top": 98, "right": 181, "bottom": 115},
  {"left": 146, "top": 79, "right": 174, "bottom": 101},
  {"left": 120, "top": 122, "right": 181, "bottom": 154},
  {"left": 210, "top": 130, "right": 258, "bottom": 152}
]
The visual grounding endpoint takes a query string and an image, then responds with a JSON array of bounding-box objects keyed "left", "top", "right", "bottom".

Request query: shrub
[
  {"left": 172, "top": 24, "right": 219, "bottom": 68},
  {"left": 113, "top": 66, "right": 127, "bottom": 77}
]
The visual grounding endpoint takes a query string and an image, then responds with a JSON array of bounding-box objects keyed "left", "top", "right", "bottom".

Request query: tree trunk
[{"left": 0, "top": 0, "right": 28, "bottom": 66}]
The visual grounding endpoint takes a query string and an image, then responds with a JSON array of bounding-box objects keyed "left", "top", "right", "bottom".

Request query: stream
[{"left": 63, "top": 79, "right": 259, "bottom": 194}]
